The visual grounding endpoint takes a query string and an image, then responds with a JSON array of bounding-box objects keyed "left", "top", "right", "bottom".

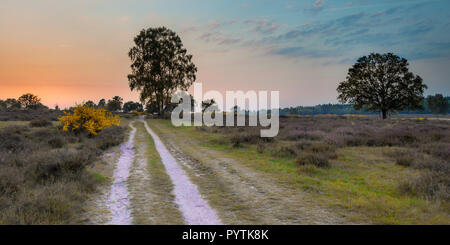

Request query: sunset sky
[{"left": 1, "top": 0, "right": 449, "bottom": 108}]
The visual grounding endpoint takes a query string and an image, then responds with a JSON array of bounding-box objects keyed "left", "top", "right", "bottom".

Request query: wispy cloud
[
  {"left": 244, "top": 19, "right": 280, "bottom": 34},
  {"left": 182, "top": 0, "right": 448, "bottom": 62}
]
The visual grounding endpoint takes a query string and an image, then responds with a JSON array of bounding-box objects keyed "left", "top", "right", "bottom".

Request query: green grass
[
  {"left": 92, "top": 172, "right": 107, "bottom": 182},
  {"left": 150, "top": 119, "right": 450, "bottom": 224}
]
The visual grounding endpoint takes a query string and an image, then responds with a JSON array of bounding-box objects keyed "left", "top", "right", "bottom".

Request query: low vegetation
[
  {"left": 189, "top": 115, "right": 449, "bottom": 223},
  {"left": 0, "top": 120, "right": 125, "bottom": 224},
  {"left": 0, "top": 108, "right": 63, "bottom": 121}
]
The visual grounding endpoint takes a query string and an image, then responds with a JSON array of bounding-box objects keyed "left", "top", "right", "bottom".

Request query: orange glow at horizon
[{"left": 0, "top": 84, "right": 140, "bottom": 109}]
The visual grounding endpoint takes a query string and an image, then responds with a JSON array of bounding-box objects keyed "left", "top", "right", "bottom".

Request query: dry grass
[
  {"left": 151, "top": 116, "right": 450, "bottom": 224},
  {"left": 0, "top": 121, "right": 126, "bottom": 224}
]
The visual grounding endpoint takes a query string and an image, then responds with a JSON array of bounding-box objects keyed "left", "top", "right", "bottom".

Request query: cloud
[
  {"left": 217, "top": 37, "right": 242, "bottom": 45},
  {"left": 189, "top": 0, "right": 447, "bottom": 63},
  {"left": 244, "top": 19, "right": 280, "bottom": 34},
  {"left": 399, "top": 20, "right": 434, "bottom": 36},
  {"left": 269, "top": 46, "right": 332, "bottom": 59},
  {"left": 313, "top": 0, "right": 324, "bottom": 8},
  {"left": 305, "top": 0, "right": 325, "bottom": 14},
  {"left": 197, "top": 30, "right": 241, "bottom": 46},
  {"left": 206, "top": 19, "right": 237, "bottom": 30}
]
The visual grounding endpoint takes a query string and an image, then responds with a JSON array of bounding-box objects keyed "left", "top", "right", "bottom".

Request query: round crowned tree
[{"left": 337, "top": 53, "right": 427, "bottom": 119}]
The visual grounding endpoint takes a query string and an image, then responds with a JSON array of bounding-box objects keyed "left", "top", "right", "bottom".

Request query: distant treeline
[{"left": 280, "top": 96, "right": 450, "bottom": 115}]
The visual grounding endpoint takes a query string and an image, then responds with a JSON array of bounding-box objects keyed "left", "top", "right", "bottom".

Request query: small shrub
[
  {"left": 296, "top": 152, "right": 330, "bottom": 168},
  {"left": 32, "top": 128, "right": 57, "bottom": 139},
  {"left": 306, "top": 143, "right": 338, "bottom": 159},
  {"left": 395, "top": 156, "right": 415, "bottom": 167},
  {"left": 415, "top": 160, "right": 450, "bottom": 173},
  {"left": 297, "top": 164, "right": 321, "bottom": 176},
  {"left": 272, "top": 145, "right": 298, "bottom": 157},
  {"left": 0, "top": 167, "right": 23, "bottom": 196},
  {"left": 94, "top": 126, "right": 125, "bottom": 150},
  {"left": 256, "top": 141, "right": 266, "bottom": 153},
  {"left": 399, "top": 171, "right": 450, "bottom": 201},
  {"left": 230, "top": 133, "right": 255, "bottom": 147},
  {"left": 48, "top": 136, "right": 66, "bottom": 149},
  {"left": 28, "top": 149, "right": 94, "bottom": 183},
  {"left": 422, "top": 142, "right": 450, "bottom": 161},
  {"left": 0, "top": 131, "right": 34, "bottom": 153},
  {"left": 30, "top": 119, "right": 52, "bottom": 127}
]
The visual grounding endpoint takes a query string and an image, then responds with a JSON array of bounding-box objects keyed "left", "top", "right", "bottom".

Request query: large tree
[
  {"left": 427, "top": 94, "right": 449, "bottom": 115},
  {"left": 127, "top": 27, "right": 197, "bottom": 115},
  {"left": 337, "top": 53, "right": 427, "bottom": 119},
  {"left": 18, "top": 93, "right": 41, "bottom": 108}
]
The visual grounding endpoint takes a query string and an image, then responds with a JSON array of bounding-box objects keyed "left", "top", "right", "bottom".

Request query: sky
[{"left": 1, "top": 0, "right": 449, "bottom": 108}]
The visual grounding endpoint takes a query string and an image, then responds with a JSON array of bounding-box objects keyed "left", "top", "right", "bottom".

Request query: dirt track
[
  {"left": 85, "top": 118, "right": 350, "bottom": 224},
  {"left": 147, "top": 120, "right": 351, "bottom": 225},
  {"left": 85, "top": 120, "right": 220, "bottom": 225}
]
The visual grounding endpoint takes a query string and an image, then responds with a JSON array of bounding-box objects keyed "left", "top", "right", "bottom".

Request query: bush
[
  {"left": 0, "top": 130, "right": 35, "bottom": 153},
  {"left": 30, "top": 119, "right": 52, "bottom": 127},
  {"left": 272, "top": 145, "right": 298, "bottom": 157},
  {"left": 229, "top": 129, "right": 262, "bottom": 147},
  {"left": 256, "top": 141, "right": 266, "bottom": 153},
  {"left": 399, "top": 171, "right": 450, "bottom": 201},
  {"left": 28, "top": 149, "right": 95, "bottom": 183},
  {"left": 131, "top": 110, "right": 142, "bottom": 115},
  {"left": 395, "top": 156, "right": 415, "bottom": 167},
  {"left": 48, "top": 136, "right": 66, "bottom": 149},
  {"left": 422, "top": 142, "right": 450, "bottom": 161},
  {"left": 59, "top": 105, "right": 120, "bottom": 135},
  {"left": 296, "top": 152, "right": 330, "bottom": 168},
  {"left": 0, "top": 167, "right": 23, "bottom": 196},
  {"left": 306, "top": 143, "right": 338, "bottom": 159},
  {"left": 94, "top": 126, "right": 125, "bottom": 150}
]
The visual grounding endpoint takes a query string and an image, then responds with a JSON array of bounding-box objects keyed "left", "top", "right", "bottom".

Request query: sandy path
[
  {"left": 143, "top": 120, "right": 221, "bottom": 225},
  {"left": 107, "top": 122, "right": 136, "bottom": 225},
  {"left": 128, "top": 122, "right": 184, "bottom": 224}
]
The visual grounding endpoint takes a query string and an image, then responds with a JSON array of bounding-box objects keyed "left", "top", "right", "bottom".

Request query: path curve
[
  {"left": 143, "top": 119, "right": 221, "bottom": 225},
  {"left": 107, "top": 122, "right": 136, "bottom": 225}
]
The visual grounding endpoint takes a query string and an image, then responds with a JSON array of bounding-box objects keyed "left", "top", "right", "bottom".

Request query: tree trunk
[{"left": 382, "top": 109, "right": 387, "bottom": 119}]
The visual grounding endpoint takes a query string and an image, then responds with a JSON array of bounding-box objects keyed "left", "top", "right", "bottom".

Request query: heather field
[
  {"left": 147, "top": 115, "right": 450, "bottom": 224},
  {"left": 0, "top": 118, "right": 128, "bottom": 224},
  {"left": 0, "top": 109, "right": 449, "bottom": 225}
]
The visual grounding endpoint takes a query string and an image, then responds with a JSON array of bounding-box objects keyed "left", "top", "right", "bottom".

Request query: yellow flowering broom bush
[
  {"left": 131, "top": 110, "right": 142, "bottom": 115},
  {"left": 59, "top": 105, "right": 120, "bottom": 135}
]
